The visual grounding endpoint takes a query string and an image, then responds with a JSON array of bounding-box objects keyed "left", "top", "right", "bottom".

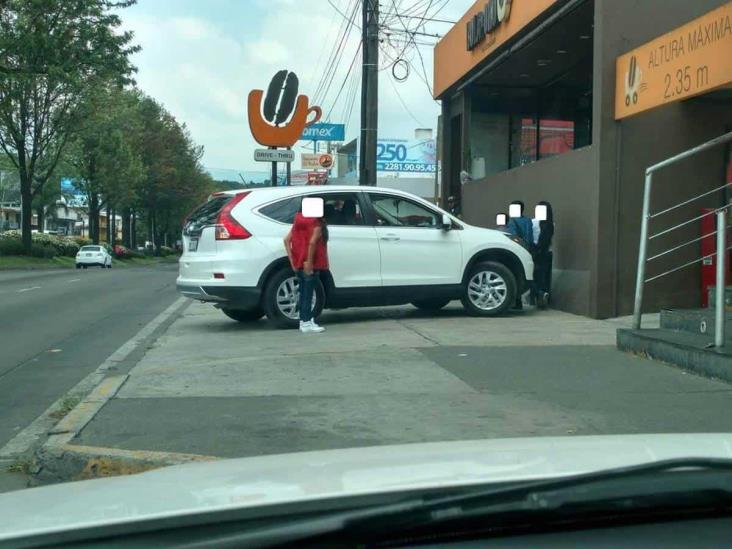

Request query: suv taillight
[{"left": 215, "top": 192, "right": 251, "bottom": 240}]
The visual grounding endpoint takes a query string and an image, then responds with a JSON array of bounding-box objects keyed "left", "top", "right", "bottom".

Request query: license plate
[
  {"left": 188, "top": 238, "right": 199, "bottom": 252},
  {"left": 86, "top": 253, "right": 92, "bottom": 257}
]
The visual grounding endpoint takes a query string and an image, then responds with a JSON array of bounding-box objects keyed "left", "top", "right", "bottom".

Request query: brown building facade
[{"left": 434, "top": 0, "right": 732, "bottom": 318}]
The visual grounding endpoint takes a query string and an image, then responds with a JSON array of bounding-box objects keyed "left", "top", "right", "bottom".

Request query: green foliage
[
  {"left": 0, "top": 235, "right": 24, "bottom": 255},
  {"left": 0, "top": 229, "right": 79, "bottom": 256},
  {"left": 0, "top": 0, "right": 139, "bottom": 248},
  {"left": 30, "top": 243, "right": 56, "bottom": 258},
  {"left": 159, "top": 245, "right": 175, "bottom": 257}
]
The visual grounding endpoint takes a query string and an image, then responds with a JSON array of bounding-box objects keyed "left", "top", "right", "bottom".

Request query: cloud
[
  {"left": 120, "top": 1, "right": 474, "bottom": 172},
  {"left": 245, "top": 39, "right": 290, "bottom": 67},
  {"left": 171, "top": 17, "right": 214, "bottom": 40}
]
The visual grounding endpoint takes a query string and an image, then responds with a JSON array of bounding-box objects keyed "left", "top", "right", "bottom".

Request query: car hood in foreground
[{"left": 2, "top": 434, "right": 732, "bottom": 541}]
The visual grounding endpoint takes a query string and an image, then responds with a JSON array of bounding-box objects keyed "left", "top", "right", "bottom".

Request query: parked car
[
  {"left": 177, "top": 186, "right": 534, "bottom": 328},
  {"left": 76, "top": 245, "right": 112, "bottom": 269}
]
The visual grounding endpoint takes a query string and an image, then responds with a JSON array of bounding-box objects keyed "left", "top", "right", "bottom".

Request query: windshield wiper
[
  {"left": 136, "top": 458, "right": 732, "bottom": 548},
  {"left": 241, "top": 458, "right": 732, "bottom": 547}
]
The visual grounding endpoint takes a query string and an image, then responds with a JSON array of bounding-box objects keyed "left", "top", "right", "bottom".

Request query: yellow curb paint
[
  {"left": 58, "top": 443, "right": 218, "bottom": 480},
  {"left": 48, "top": 376, "right": 128, "bottom": 435}
]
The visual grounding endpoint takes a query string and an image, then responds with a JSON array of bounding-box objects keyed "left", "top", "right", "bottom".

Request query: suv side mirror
[{"left": 441, "top": 213, "right": 452, "bottom": 231}]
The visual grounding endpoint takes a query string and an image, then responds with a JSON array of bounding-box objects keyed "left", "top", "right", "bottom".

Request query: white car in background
[
  {"left": 75, "top": 245, "right": 112, "bottom": 269},
  {"left": 177, "top": 186, "right": 534, "bottom": 328}
]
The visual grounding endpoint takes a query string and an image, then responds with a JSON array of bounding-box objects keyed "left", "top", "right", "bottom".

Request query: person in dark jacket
[
  {"left": 506, "top": 201, "right": 533, "bottom": 247},
  {"left": 506, "top": 201, "right": 533, "bottom": 309},
  {"left": 532, "top": 201, "right": 554, "bottom": 309}
]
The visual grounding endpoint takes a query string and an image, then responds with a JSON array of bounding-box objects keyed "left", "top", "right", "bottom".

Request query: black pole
[
  {"left": 358, "top": 0, "right": 368, "bottom": 185},
  {"left": 270, "top": 146, "right": 277, "bottom": 187},
  {"left": 364, "top": 0, "right": 379, "bottom": 185},
  {"left": 286, "top": 147, "right": 291, "bottom": 186}
]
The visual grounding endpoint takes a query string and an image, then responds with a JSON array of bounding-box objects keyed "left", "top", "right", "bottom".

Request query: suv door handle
[{"left": 380, "top": 234, "right": 400, "bottom": 241}]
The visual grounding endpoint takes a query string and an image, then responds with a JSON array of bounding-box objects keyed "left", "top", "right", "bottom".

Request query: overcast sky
[{"left": 119, "top": 0, "right": 473, "bottom": 177}]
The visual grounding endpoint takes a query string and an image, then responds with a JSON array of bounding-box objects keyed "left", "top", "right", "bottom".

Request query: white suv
[{"left": 177, "top": 186, "right": 533, "bottom": 328}]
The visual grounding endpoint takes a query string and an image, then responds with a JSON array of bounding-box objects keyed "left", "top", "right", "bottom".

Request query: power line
[
  {"left": 341, "top": 54, "right": 361, "bottom": 122},
  {"left": 380, "top": 25, "right": 442, "bottom": 39},
  {"left": 327, "top": 0, "right": 361, "bottom": 29},
  {"left": 323, "top": 41, "right": 363, "bottom": 122},
  {"left": 312, "top": 0, "right": 358, "bottom": 104},
  {"left": 385, "top": 67, "right": 425, "bottom": 126},
  {"left": 389, "top": 12, "right": 454, "bottom": 24},
  {"left": 313, "top": 0, "right": 360, "bottom": 106},
  {"left": 307, "top": 3, "right": 342, "bottom": 90}
]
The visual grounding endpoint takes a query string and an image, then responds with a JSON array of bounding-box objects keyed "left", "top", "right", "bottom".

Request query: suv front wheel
[
  {"left": 461, "top": 261, "right": 516, "bottom": 316},
  {"left": 263, "top": 268, "right": 325, "bottom": 329}
]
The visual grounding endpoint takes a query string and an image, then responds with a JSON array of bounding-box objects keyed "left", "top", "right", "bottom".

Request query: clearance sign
[{"left": 615, "top": 2, "right": 732, "bottom": 120}]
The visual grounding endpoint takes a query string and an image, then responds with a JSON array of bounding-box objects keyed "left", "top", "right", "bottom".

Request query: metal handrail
[
  {"left": 647, "top": 230, "right": 719, "bottom": 262},
  {"left": 648, "top": 208, "right": 721, "bottom": 240},
  {"left": 645, "top": 244, "right": 732, "bottom": 283},
  {"left": 650, "top": 182, "right": 732, "bottom": 219},
  {"left": 633, "top": 131, "right": 732, "bottom": 349}
]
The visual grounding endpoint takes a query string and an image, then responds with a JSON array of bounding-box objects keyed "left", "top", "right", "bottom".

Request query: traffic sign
[{"left": 253, "top": 149, "right": 295, "bottom": 162}]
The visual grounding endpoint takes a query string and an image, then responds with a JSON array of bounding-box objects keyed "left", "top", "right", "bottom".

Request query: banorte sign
[
  {"left": 247, "top": 70, "right": 322, "bottom": 148},
  {"left": 466, "top": 0, "right": 512, "bottom": 51}
]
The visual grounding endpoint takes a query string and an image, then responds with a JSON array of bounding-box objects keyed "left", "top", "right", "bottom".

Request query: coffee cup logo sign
[
  {"left": 318, "top": 154, "right": 333, "bottom": 169},
  {"left": 624, "top": 55, "right": 646, "bottom": 107},
  {"left": 466, "top": 0, "right": 512, "bottom": 51},
  {"left": 247, "top": 70, "right": 322, "bottom": 148}
]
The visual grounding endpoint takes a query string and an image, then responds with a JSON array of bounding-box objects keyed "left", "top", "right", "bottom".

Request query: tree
[
  {"left": 31, "top": 176, "right": 67, "bottom": 232},
  {"left": 134, "top": 96, "right": 213, "bottom": 252},
  {"left": 0, "top": 0, "right": 138, "bottom": 250},
  {"left": 65, "top": 85, "right": 144, "bottom": 243}
]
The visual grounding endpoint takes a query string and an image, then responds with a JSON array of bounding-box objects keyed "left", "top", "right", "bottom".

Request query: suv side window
[
  {"left": 368, "top": 193, "right": 440, "bottom": 228},
  {"left": 310, "top": 193, "right": 364, "bottom": 226},
  {"left": 258, "top": 197, "right": 300, "bottom": 224}
]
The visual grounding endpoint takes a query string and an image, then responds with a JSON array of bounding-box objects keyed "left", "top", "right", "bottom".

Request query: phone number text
[{"left": 377, "top": 162, "right": 436, "bottom": 173}]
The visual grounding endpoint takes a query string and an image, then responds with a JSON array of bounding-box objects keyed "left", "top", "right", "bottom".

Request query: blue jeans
[{"left": 297, "top": 270, "right": 318, "bottom": 322}]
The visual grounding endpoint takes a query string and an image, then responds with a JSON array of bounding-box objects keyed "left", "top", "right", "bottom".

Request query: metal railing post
[
  {"left": 715, "top": 209, "right": 727, "bottom": 348},
  {"left": 633, "top": 170, "right": 653, "bottom": 329}
]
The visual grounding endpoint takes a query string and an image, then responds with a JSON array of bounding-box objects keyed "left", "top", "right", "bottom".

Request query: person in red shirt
[{"left": 283, "top": 205, "right": 329, "bottom": 333}]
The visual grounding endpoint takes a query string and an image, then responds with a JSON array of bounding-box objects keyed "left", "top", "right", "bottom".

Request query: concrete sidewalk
[{"left": 36, "top": 303, "right": 732, "bottom": 483}]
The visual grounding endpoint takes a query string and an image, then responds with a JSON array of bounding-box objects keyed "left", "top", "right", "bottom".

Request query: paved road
[{"left": 0, "top": 264, "right": 180, "bottom": 451}]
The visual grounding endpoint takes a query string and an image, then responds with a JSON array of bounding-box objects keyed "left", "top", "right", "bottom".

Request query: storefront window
[
  {"left": 538, "top": 119, "right": 575, "bottom": 160},
  {"left": 509, "top": 116, "right": 537, "bottom": 168}
]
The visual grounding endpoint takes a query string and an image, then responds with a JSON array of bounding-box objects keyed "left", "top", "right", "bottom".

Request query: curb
[
  {"left": 33, "top": 372, "right": 218, "bottom": 484},
  {"left": 34, "top": 443, "right": 217, "bottom": 485},
  {"left": 1, "top": 296, "right": 194, "bottom": 485},
  {"left": 617, "top": 328, "right": 732, "bottom": 383}
]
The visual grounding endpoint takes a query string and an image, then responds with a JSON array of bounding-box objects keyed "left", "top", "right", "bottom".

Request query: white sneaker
[
  {"left": 299, "top": 320, "right": 325, "bottom": 333},
  {"left": 309, "top": 320, "right": 325, "bottom": 332}
]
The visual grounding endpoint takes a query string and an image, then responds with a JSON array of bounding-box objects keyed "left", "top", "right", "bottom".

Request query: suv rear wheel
[
  {"left": 263, "top": 268, "right": 324, "bottom": 329},
  {"left": 221, "top": 307, "right": 264, "bottom": 322},
  {"left": 461, "top": 261, "right": 516, "bottom": 316}
]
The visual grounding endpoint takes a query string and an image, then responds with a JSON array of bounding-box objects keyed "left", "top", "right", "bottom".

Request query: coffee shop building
[{"left": 434, "top": 0, "right": 732, "bottom": 318}]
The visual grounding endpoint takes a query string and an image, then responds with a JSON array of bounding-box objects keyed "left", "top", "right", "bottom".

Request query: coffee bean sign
[{"left": 248, "top": 70, "right": 322, "bottom": 148}]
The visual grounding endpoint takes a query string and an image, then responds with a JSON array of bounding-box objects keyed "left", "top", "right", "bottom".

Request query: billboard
[
  {"left": 60, "top": 178, "right": 87, "bottom": 207},
  {"left": 376, "top": 139, "right": 436, "bottom": 173},
  {"left": 300, "top": 123, "right": 345, "bottom": 142}
]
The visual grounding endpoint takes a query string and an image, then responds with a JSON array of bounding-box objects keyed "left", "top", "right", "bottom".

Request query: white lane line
[
  {"left": 17, "top": 286, "right": 41, "bottom": 293},
  {"left": 68, "top": 279, "right": 81, "bottom": 283}
]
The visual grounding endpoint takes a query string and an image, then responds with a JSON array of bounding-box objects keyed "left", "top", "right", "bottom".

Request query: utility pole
[{"left": 359, "top": 0, "right": 378, "bottom": 185}]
